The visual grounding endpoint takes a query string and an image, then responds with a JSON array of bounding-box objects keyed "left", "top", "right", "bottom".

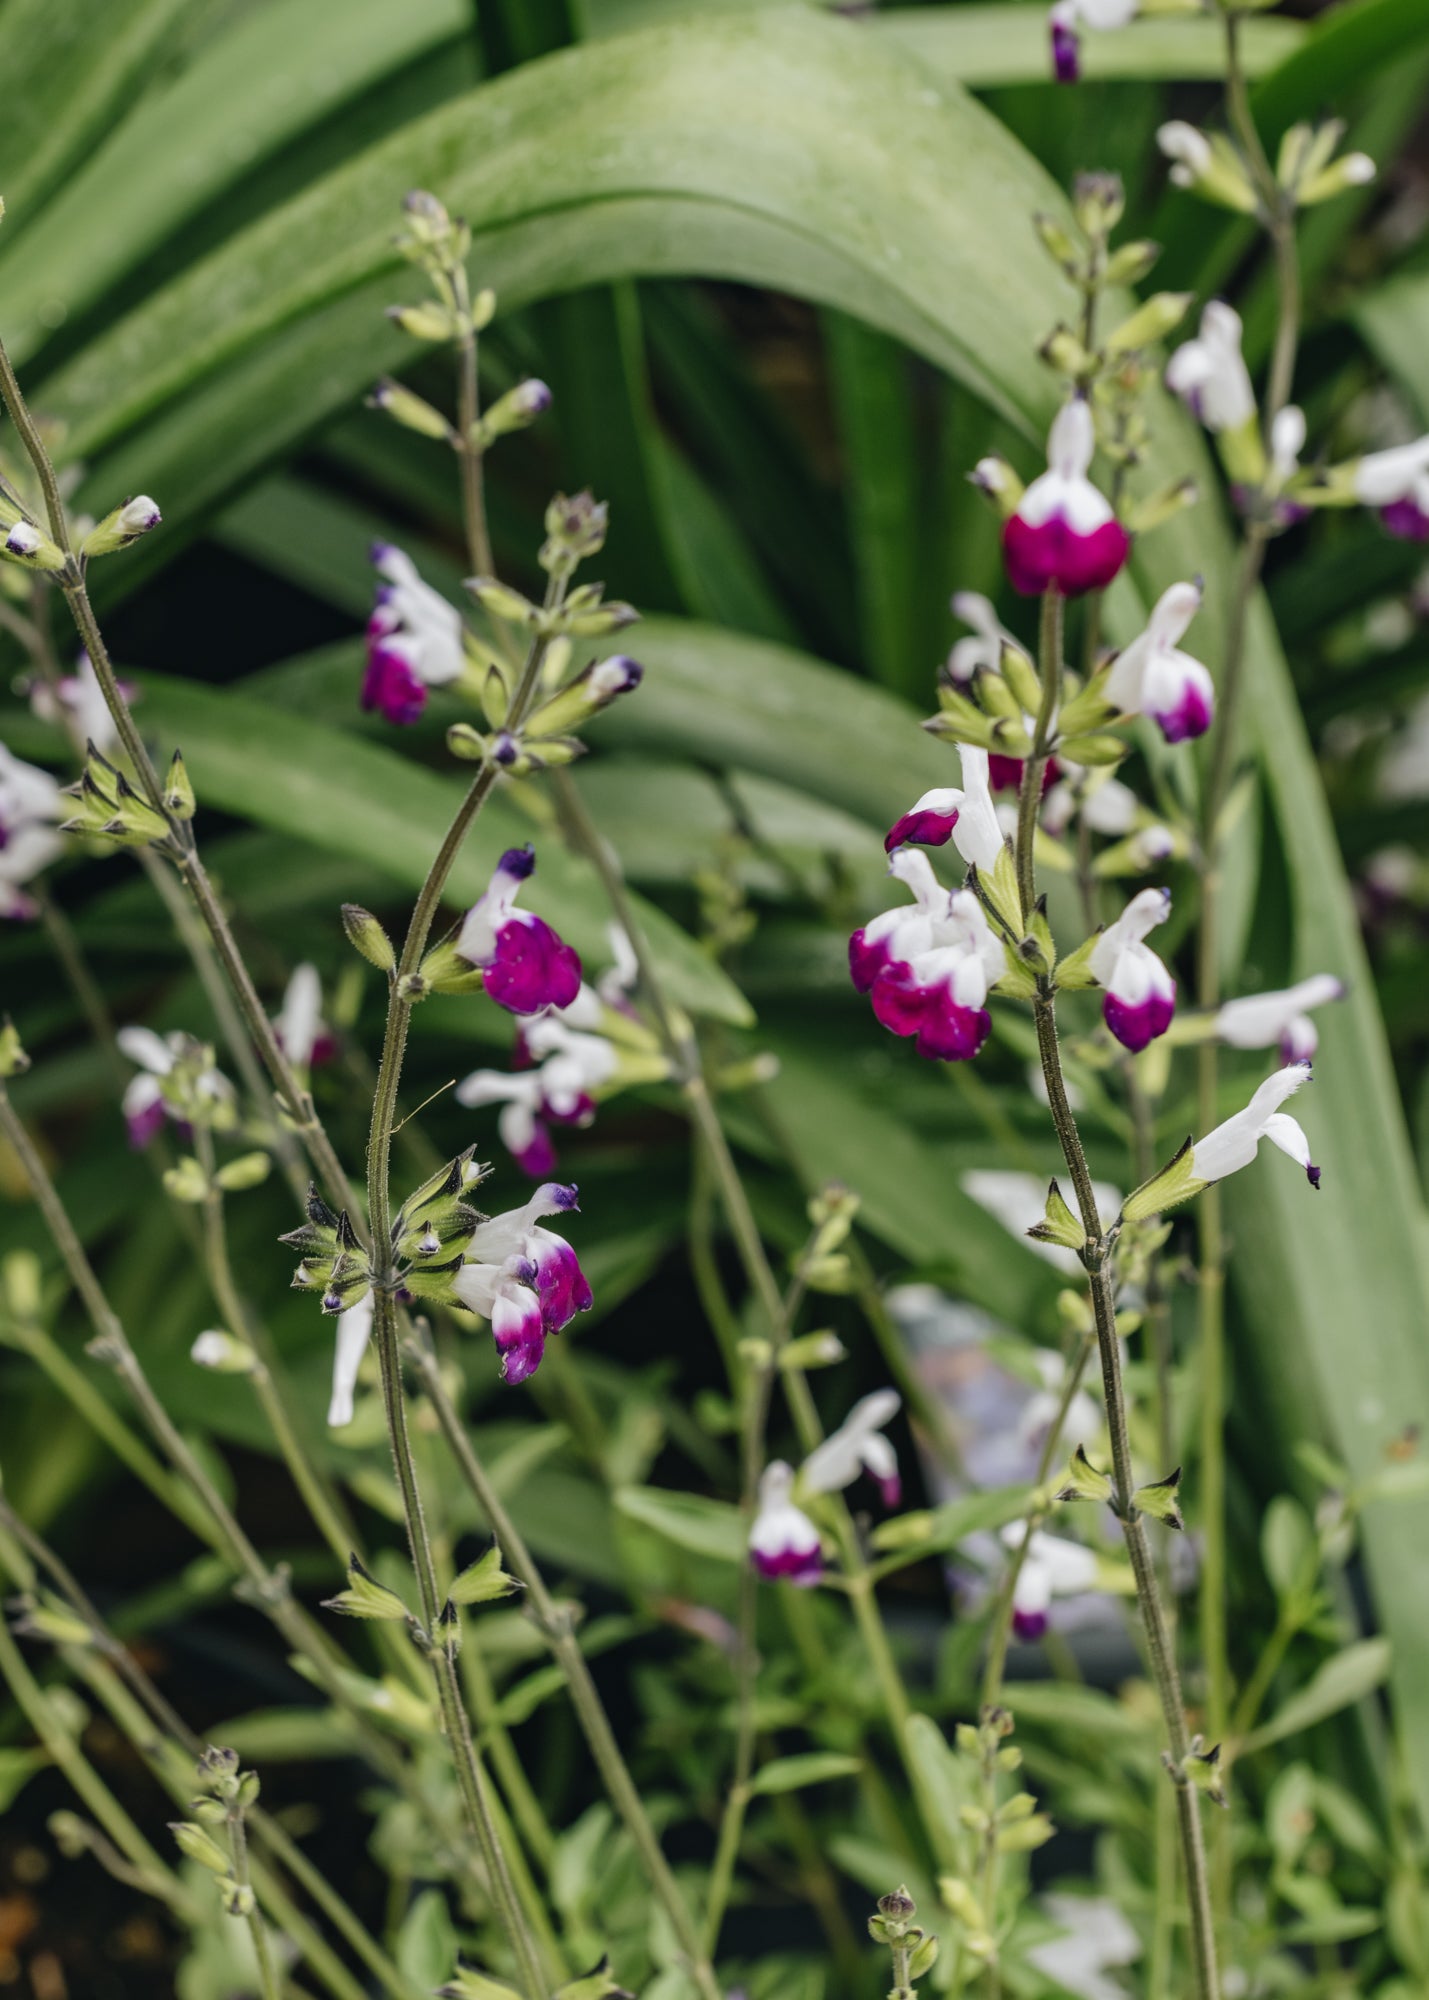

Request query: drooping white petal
[
  {"left": 328, "top": 1294, "right": 375, "bottom": 1427},
  {"left": 1216, "top": 974, "right": 1345, "bottom": 1050},
  {"left": 276, "top": 964, "right": 323, "bottom": 1070},
  {"left": 1353, "top": 435, "right": 1429, "bottom": 507},
  {"left": 116, "top": 1025, "right": 177, "bottom": 1075}
]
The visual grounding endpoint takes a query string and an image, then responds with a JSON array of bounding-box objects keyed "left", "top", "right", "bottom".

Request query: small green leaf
[
  {"left": 449, "top": 1540, "right": 525, "bottom": 1607},
  {"left": 748, "top": 1752, "right": 862, "bottom": 1797},
  {"left": 1243, "top": 1638, "right": 1392, "bottom": 1753},
  {"left": 322, "top": 1555, "right": 413, "bottom": 1623},
  {"left": 614, "top": 1486, "right": 744, "bottom": 1563}
]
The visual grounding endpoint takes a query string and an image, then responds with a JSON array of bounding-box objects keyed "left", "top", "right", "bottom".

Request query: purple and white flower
[
  {"left": 1089, "top": 887, "right": 1176, "bottom": 1052},
  {"left": 1002, "top": 400, "right": 1130, "bottom": 599},
  {"left": 116, "top": 1025, "right": 234, "bottom": 1150},
  {"left": 750, "top": 1391, "right": 902, "bottom": 1583},
  {"left": 1353, "top": 435, "right": 1429, "bottom": 542},
  {"left": 328, "top": 1294, "right": 376, "bottom": 1428},
  {"left": 453, "top": 1181, "right": 592, "bottom": 1384},
  {"left": 1047, "top": 0, "right": 1138, "bottom": 83},
  {"left": 749, "top": 1463, "right": 824, "bottom": 1585},
  {"left": 271, "top": 964, "right": 337, "bottom": 1071},
  {"left": 456, "top": 846, "right": 582, "bottom": 1015},
  {"left": 457, "top": 1012, "right": 617, "bottom": 1177},
  {"left": 1003, "top": 1523, "right": 1101, "bottom": 1640},
  {"left": 28, "top": 654, "right": 135, "bottom": 753},
  {"left": 1165, "top": 302, "right": 1256, "bottom": 434},
  {"left": 851, "top": 851, "right": 1005, "bottom": 1063},
  {"left": 1191, "top": 1060, "right": 1321, "bottom": 1190},
  {"left": 883, "top": 747, "right": 1005, "bottom": 870},
  {"left": 1103, "top": 581, "right": 1215, "bottom": 744},
  {"left": 1217, "top": 974, "right": 1346, "bottom": 1065},
  {"left": 884, "top": 788, "right": 963, "bottom": 855},
  {"left": 362, "top": 543, "right": 466, "bottom": 725}
]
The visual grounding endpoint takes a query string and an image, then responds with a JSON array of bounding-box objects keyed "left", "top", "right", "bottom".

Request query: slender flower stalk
[
  {"left": 0, "top": 334, "right": 354, "bottom": 1217},
  {"left": 1016, "top": 593, "right": 1221, "bottom": 2000}
]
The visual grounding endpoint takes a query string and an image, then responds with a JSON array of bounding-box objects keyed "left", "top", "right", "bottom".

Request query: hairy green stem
[
  {"left": 1018, "top": 591, "right": 1220, "bottom": 2000},
  {"left": 407, "top": 1335, "right": 724, "bottom": 2000},
  {"left": 228, "top": 1808, "right": 284, "bottom": 2000}
]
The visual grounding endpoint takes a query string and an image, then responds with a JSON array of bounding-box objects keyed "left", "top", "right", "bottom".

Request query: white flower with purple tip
[
  {"left": 1002, "top": 399, "right": 1130, "bottom": 599},
  {"left": 454, "top": 1181, "right": 592, "bottom": 1384},
  {"left": 1003, "top": 1523, "right": 1101, "bottom": 1640},
  {"left": 1353, "top": 435, "right": 1429, "bottom": 543},
  {"left": 749, "top": 1463, "right": 824, "bottom": 1585},
  {"left": 1165, "top": 302, "right": 1256, "bottom": 434},
  {"left": 361, "top": 543, "right": 466, "bottom": 725},
  {"left": 456, "top": 1011, "right": 615, "bottom": 1177},
  {"left": 850, "top": 851, "right": 1005, "bottom": 1063},
  {"left": 271, "top": 963, "right": 337, "bottom": 1071},
  {"left": 328, "top": 1293, "right": 376, "bottom": 1428},
  {"left": 1089, "top": 887, "right": 1176, "bottom": 1052},
  {"left": 1104, "top": 580, "right": 1215, "bottom": 744},
  {"left": 1048, "top": 0, "right": 1138, "bottom": 83},
  {"left": 1191, "top": 1060, "right": 1321, "bottom": 1189},
  {"left": 1217, "top": 974, "right": 1345, "bottom": 1065},
  {"left": 456, "top": 846, "right": 582, "bottom": 1015}
]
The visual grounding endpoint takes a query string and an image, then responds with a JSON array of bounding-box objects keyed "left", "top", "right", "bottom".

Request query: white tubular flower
[
  {"left": 0, "top": 744, "right": 62, "bottom": 836},
  {"left": 1104, "top": 581, "right": 1214, "bottom": 745},
  {"left": 1191, "top": 1060, "right": 1320, "bottom": 1189},
  {"left": 1354, "top": 436, "right": 1429, "bottom": 542},
  {"left": 749, "top": 1462, "right": 823, "bottom": 1585},
  {"left": 1089, "top": 886, "right": 1177, "bottom": 1053},
  {"left": 362, "top": 542, "right": 466, "bottom": 725},
  {"left": 1165, "top": 303, "right": 1256, "bottom": 434},
  {"left": 1002, "top": 1524, "right": 1101, "bottom": 1639},
  {"left": 1027, "top": 1896, "right": 1141, "bottom": 2000},
  {"left": 949, "top": 747, "right": 1008, "bottom": 873},
  {"left": 1271, "top": 406, "right": 1306, "bottom": 485},
  {"left": 1003, "top": 399, "right": 1129, "bottom": 599},
  {"left": 272, "top": 963, "right": 335, "bottom": 1071},
  {"left": 801, "top": 1389, "right": 902, "bottom": 1506},
  {"left": 328, "top": 1294, "right": 376, "bottom": 1428},
  {"left": 1157, "top": 120, "right": 1212, "bottom": 186},
  {"left": 457, "top": 1014, "right": 617, "bottom": 1178},
  {"left": 947, "top": 591, "right": 1017, "bottom": 685},
  {"left": 1217, "top": 974, "right": 1346, "bottom": 1065}
]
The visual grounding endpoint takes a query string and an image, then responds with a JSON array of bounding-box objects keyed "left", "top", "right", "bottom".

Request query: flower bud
[
  {"left": 80, "top": 496, "right": 161, "bottom": 559},
  {"left": 386, "top": 301, "right": 460, "bottom": 341},
  {"left": 968, "top": 456, "right": 1023, "bottom": 520},
  {"left": 472, "top": 378, "right": 553, "bottom": 448},
  {"left": 0, "top": 1017, "right": 30, "bottom": 1077},
  {"left": 163, "top": 1157, "right": 210, "bottom": 1204},
  {"left": 1157, "top": 122, "right": 1257, "bottom": 213},
  {"left": 1073, "top": 170, "right": 1124, "bottom": 238},
  {"left": 367, "top": 378, "right": 453, "bottom": 440},
  {"left": 169, "top": 1821, "right": 231, "bottom": 1873},
  {"left": 162, "top": 749, "right": 195, "bottom": 819},
  {"left": 1298, "top": 151, "right": 1376, "bottom": 206},
  {"left": 2, "top": 519, "right": 65, "bottom": 571},
  {"left": 467, "top": 577, "right": 540, "bottom": 626},
  {"left": 1102, "top": 238, "right": 1161, "bottom": 287},
  {"left": 1104, "top": 291, "right": 1193, "bottom": 357},
  {"left": 1132, "top": 1466, "right": 1184, "bottom": 1529},
  {"left": 341, "top": 904, "right": 396, "bottom": 972},
  {"left": 215, "top": 1151, "right": 272, "bottom": 1192},
  {"left": 1031, "top": 212, "right": 1079, "bottom": 276},
  {"left": 540, "top": 490, "right": 609, "bottom": 572},
  {"left": 525, "top": 654, "right": 643, "bottom": 738},
  {"left": 190, "top": 1329, "right": 257, "bottom": 1374}
]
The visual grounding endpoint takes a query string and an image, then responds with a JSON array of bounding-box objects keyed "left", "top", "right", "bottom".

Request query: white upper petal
[
  {"left": 1216, "top": 974, "right": 1344, "bottom": 1049},
  {"left": 1048, "top": 398, "right": 1095, "bottom": 481},
  {"left": 1354, "top": 435, "right": 1429, "bottom": 506},
  {"left": 328, "top": 1294, "right": 375, "bottom": 1428},
  {"left": 277, "top": 963, "right": 322, "bottom": 1070},
  {"left": 950, "top": 747, "right": 1007, "bottom": 873},
  {"left": 117, "top": 1025, "right": 177, "bottom": 1075}
]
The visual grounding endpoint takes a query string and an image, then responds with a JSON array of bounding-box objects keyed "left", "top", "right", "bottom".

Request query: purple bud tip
[
  {"left": 548, "top": 1182, "right": 579, "bottom": 1212},
  {"left": 608, "top": 655, "right": 643, "bottom": 690},
  {"left": 1307, "top": 1164, "right": 1322, "bottom": 1189},
  {"left": 519, "top": 379, "right": 553, "bottom": 415},
  {"left": 321, "top": 1290, "right": 343, "bottom": 1314},
  {"left": 493, "top": 733, "right": 520, "bottom": 766},
  {"left": 499, "top": 844, "right": 536, "bottom": 880},
  {"left": 369, "top": 540, "right": 394, "bottom": 566}
]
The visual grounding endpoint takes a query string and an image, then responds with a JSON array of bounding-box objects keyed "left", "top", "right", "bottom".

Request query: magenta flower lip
[{"left": 1003, "top": 512, "right": 1130, "bottom": 598}]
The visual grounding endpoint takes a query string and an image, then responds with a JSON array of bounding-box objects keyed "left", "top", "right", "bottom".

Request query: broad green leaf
[
  {"left": 613, "top": 1485, "right": 745, "bottom": 1563},
  {"left": 748, "top": 1751, "right": 862, "bottom": 1797},
  {"left": 0, "top": 0, "right": 473, "bottom": 367},
  {"left": 1244, "top": 1638, "right": 1393, "bottom": 1754},
  {"left": 115, "top": 670, "right": 753, "bottom": 1025},
  {"left": 397, "top": 1888, "right": 458, "bottom": 1992}
]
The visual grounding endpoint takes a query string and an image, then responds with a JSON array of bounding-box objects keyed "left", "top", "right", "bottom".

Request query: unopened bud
[
  {"left": 473, "top": 378, "right": 553, "bottom": 448},
  {"left": 341, "top": 904, "right": 396, "bottom": 973},
  {"left": 386, "top": 301, "right": 459, "bottom": 342},
  {"left": 190, "top": 1329, "right": 257, "bottom": 1374},
  {"left": 368, "top": 378, "right": 452, "bottom": 440},
  {"left": 0, "top": 1017, "right": 30, "bottom": 1077},
  {"left": 1073, "top": 170, "right": 1124, "bottom": 238},
  {"left": 3, "top": 519, "right": 65, "bottom": 571},
  {"left": 81, "top": 495, "right": 161, "bottom": 559}
]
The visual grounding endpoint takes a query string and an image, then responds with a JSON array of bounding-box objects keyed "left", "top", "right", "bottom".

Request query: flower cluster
[
  {"left": 850, "top": 847, "right": 1007, "bottom": 1063},
  {"left": 118, "top": 1027, "right": 236, "bottom": 1151}
]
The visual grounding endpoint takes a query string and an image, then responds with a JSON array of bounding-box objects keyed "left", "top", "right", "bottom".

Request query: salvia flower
[
  {"left": 801, "top": 1389, "right": 903, "bottom": 1508},
  {"left": 328, "top": 1294, "right": 376, "bottom": 1428},
  {"left": 1089, "top": 886, "right": 1176, "bottom": 1052},
  {"left": 362, "top": 542, "right": 465, "bottom": 725},
  {"left": 455, "top": 846, "right": 582, "bottom": 1015},
  {"left": 1191, "top": 1060, "right": 1321, "bottom": 1189},
  {"left": 1217, "top": 974, "right": 1346, "bottom": 1065},
  {"left": 28, "top": 654, "right": 134, "bottom": 753},
  {"left": 1048, "top": 0, "right": 1137, "bottom": 84},
  {"left": 946, "top": 592, "right": 1018, "bottom": 686},
  {"left": 1353, "top": 436, "right": 1429, "bottom": 542},
  {"left": 457, "top": 1011, "right": 617, "bottom": 1176},
  {"left": 850, "top": 850, "right": 1005, "bottom": 1062},
  {"left": 1164, "top": 302, "right": 1256, "bottom": 434},
  {"left": 1003, "top": 1523, "right": 1101, "bottom": 1640},
  {"left": 117, "top": 1026, "right": 235, "bottom": 1150},
  {"left": 1103, "top": 581, "right": 1215, "bottom": 743},
  {"left": 749, "top": 1463, "right": 824, "bottom": 1585},
  {"left": 1003, "top": 399, "right": 1129, "bottom": 598},
  {"left": 452, "top": 1181, "right": 592, "bottom": 1384},
  {"left": 271, "top": 964, "right": 337, "bottom": 1071},
  {"left": 0, "top": 744, "right": 63, "bottom": 919},
  {"left": 750, "top": 1391, "right": 902, "bottom": 1583}
]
